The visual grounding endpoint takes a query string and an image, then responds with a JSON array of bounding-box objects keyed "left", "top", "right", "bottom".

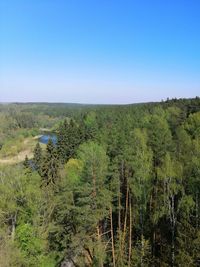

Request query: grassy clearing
[{"left": 0, "top": 136, "right": 45, "bottom": 165}]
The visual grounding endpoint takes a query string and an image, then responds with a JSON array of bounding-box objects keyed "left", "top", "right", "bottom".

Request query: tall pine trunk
[
  {"left": 110, "top": 206, "right": 116, "bottom": 267},
  {"left": 122, "top": 183, "right": 129, "bottom": 260},
  {"left": 128, "top": 194, "right": 132, "bottom": 267}
]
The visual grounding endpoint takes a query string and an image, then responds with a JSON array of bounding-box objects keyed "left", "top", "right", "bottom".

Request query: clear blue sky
[{"left": 0, "top": 0, "right": 199, "bottom": 104}]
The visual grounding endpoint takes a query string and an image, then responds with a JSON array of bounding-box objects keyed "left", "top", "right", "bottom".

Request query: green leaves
[
  {"left": 16, "top": 223, "right": 42, "bottom": 256},
  {"left": 1, "top": 99, "right": 200, "bottom": 266},
  {"left": 148, "top": 114, "right": 172, "bottom": 164},
  {"left": 185, "top": 112, "right": 200, "bottom": 138}
]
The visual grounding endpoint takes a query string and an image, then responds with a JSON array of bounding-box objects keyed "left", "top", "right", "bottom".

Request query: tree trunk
[
  {"left": 97, "top": 225, "right": 104, "bottom": 267},
  {"left": 122, "top": 183, "right": 129, "bottom": 258},
  {"left": 128, "top": 195, "right": 132, "bottom": 267},
  {"left": 171, "top": 194, "right": 175, "bottom": 267},
  {"left": 117, "top": 162, "right": 122, "bottom": 264},
  {"left": 110, "top": 206, "right": 116, "bottom": 267},
  {"left": 196, "top": 191, "right": 199, "bottom": 228},
  {"left": 11, "top": 213, "right": 17, "bottom": 241}
]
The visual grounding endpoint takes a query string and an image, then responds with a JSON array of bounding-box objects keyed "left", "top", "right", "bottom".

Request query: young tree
[{"left": 23, "top": 155, "right": 31, "bottom": 172}]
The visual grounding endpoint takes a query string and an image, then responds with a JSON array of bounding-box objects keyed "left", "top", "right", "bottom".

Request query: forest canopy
[{"left": 0, "top": 97, "right": 200, "bottom": 266}]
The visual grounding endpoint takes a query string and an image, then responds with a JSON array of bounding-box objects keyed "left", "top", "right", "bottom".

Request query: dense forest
[{"left": 0, "top": 97, "right": 200, "bottom": 266}]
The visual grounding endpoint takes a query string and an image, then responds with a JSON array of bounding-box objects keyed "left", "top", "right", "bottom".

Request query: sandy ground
[
  {"left": 0, "top": 137, "right": 37, "bottom": 165},
  {"left": 0, "top": 150, "right": 33, "bottom": 165},
  {"left": 33, "top": 135, "right": 42, "bottom": 140}
]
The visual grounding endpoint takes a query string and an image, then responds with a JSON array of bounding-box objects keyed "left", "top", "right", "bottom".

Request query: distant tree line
[{"left": 0, "top": 97, "right": 200, "bottom": 266}]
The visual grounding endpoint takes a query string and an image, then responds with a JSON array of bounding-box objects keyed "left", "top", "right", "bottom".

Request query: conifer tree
[
  {"left": 23, "top": 155, "right": 31, "bottom": 172},
  {"left": 41, "top": 139, "right": 59, "bottom": 186},
  {"left": 33, "top": 142, "right": 42, "bottom": 173},
  {"left": 71, "top": 142, "right": 111, "bottom": 266},
  {"left": 57, "top": 119, "right": 81, "bottom": 163}
]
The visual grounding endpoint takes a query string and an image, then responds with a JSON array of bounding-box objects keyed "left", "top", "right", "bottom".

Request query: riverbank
[{"left": 0, "top": 135, "right": 46, "bottom": 165}]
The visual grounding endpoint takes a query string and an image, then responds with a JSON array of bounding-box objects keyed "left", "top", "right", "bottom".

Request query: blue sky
[{"left": 0, "top": 0, "right": 199, "bottom": 104}]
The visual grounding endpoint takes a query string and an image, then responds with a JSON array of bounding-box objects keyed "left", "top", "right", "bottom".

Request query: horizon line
[{"left": 0, "top": 96, "right": 199, "bottom": 106}]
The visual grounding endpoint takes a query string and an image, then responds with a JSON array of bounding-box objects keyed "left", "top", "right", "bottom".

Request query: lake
[{"left": 39, "top": 134, "right": 57, "bottom": 145}]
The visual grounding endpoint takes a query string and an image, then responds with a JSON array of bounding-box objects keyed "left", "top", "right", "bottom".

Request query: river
[{"left": 39, "top": 134, "right": 57, "bottom": 145}]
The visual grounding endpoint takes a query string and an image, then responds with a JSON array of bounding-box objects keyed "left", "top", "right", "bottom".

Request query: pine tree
[
  {"left": 33, "top": 143, "right": 42, "bottom": 173},
  {"left": 41, "top": 139, "right": 59, "bottom": 186},
  {"left": 57, "top": 119, "right": 69, "bottom": 162},
  {"left": 70, "top": 142, "right": 111, "bottom": 266},
  {"left": 57, "top": 119, "right": 81, "bottom": 163},
  {"left": 23, "top": 155, "right": 30, "bottom": 171}
]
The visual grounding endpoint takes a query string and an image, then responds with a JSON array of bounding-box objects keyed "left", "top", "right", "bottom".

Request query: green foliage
[
  {"left": 16, "top": 223, "right": 42, "bottom": 258},
  {"left": 185, "top": 111, "right": 200, "bottom": 138},
  {"left": 23, "top": 155, "right": 30, "bottom": 169},
  {"left": 57, "top": 119, "right": 83, "bottom": 163},
  {"left": 33, "top": 142, "right": 43, "bottom": 173},
  {"left": 64, "top": 158, "right": 83, "bottom": 185},
  {"left": 131, "top": 236, "right": 152, "bottom": 267},
  {"left": 0, "top": 98, "right": 200, "bottom": 266},
  {"left": 148, "top": 114, "right": 172, "bottom": 164},
  {"left": 41, "top": 139, "right": 59, "bottom": 186}
]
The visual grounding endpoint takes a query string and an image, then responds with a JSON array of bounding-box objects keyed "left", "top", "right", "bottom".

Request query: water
[{"left": 39, "top": 134, "right": 57, "bottom": 145}]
